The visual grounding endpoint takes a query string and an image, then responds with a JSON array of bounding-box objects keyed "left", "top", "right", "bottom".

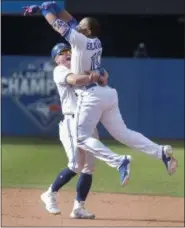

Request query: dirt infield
[{"left": 2, "top": 188, "right": 184, "bottom": 227}]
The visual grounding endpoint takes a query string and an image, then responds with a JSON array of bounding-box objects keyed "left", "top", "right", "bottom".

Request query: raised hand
[
  {"left": 23, "top": 5, "right": 41, "bottom": 16},
  {"left": 23, "top": 2, "right": 57, "bottom": 16}
]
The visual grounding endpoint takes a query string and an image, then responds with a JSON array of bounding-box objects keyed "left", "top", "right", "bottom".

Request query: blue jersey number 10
[{"left": 91, "top": 51, "right": 102, "bottom": 70}]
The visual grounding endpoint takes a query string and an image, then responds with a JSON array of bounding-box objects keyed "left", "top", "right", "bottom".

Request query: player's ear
[{"left": 86, "top": 29, "right": 91, "bottom": 36}]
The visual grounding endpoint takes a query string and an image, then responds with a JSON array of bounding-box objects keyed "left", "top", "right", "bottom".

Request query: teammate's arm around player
[
  {"left": 87, "top": 70, "right": 109, "bottom": 86},
  {"left": 55, "top": 67, "right": 107, "bottom": 87},
  {"left": 66, "top": 72, "right": 101, "bottom": 86}
]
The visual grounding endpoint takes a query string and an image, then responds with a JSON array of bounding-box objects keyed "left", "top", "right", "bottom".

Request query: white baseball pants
[
  {"left": 75, "top": 85, "right": 162, "bottom": 163},
  {"left": 59, "top": 115, "right": 97, "bottom": 174}
]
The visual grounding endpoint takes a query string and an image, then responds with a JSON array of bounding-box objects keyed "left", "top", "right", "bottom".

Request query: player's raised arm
[
  {"left": 56, "top": 7, "right": 78, "bottom": 29},
  {"left": 41, "top": 1, "right": 78, "bottom": 28},
  {"left": 23, "top": 2, "right": 86, "bottom": 48},
  {"left": 44, "top": 13, "right": 86, "bottom": 48}
]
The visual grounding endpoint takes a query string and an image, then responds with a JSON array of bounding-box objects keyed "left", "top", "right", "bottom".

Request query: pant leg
[
  {"left": 81, "top": 128, "right": 98, "bottom": 174},
  {"left": 76, "top": 88, "right": 127, "bottom": 169},
  {"left": 59, "top": 117, "right": 83, "bottom": 173},
  {"left": 100, "top": 90, "right": 162, "bottom": 159},
  {"left": 75, "top": 93, "right": 103, "bottom": 141}
]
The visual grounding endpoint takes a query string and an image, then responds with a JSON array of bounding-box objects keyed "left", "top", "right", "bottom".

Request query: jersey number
[{"left": 91, "top": 51, "right": 101, "bottom": 70}]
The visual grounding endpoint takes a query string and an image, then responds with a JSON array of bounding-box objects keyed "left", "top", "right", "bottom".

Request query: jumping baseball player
[{"left": 50, "top": 2, "right": 178, "bottom": 176}]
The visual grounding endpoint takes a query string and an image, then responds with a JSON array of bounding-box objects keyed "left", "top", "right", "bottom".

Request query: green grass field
[{"left": 2, "top": 137, "right": 184, "bottom": 197}]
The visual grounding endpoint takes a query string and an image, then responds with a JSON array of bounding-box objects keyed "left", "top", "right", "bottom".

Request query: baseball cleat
[
  {"left": 118, "top": 155, "right": 132, "bottom": 186},
  {"left": 41, "top": 191, "right": 61, "bottom": 215},
  {"left": 162, "top": 145, "right": 178, "bottom": 175},
  {"left": 70, "top": 201, "right": 95, "bottom": 219}
]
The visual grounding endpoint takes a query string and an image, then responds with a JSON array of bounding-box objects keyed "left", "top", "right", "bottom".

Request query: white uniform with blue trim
[
  {"left": 53, "top": 19, "right": 162, "bottom": 168},
  {"left": 53, "top": 65, "right": 97, "bottom": 174}
]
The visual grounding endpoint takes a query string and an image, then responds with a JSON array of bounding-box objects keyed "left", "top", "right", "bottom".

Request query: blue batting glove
[
  {"left": 40, "top": 1, "right": 58, "bottom": 16},
  {"left": 23, "top": 5, "right": 41, "bottom": 16},
  {"left": 41, "top": 1, "right": 56, "bottom": 9},
  {"left": 40, "top": 1, "right": 62, "bottom": 14}
]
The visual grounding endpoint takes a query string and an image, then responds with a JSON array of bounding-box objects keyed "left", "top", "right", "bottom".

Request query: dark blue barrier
[
  {"left": 2, "top": 56, "right": 184, "bottom": 139},
  {"left": 101, "top": 58, "right": 184, "bottom": 139}
]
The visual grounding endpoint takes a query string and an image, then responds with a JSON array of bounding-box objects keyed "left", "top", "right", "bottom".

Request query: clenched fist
[
  {"left": 88, "top": 71, "right": 100, "bottom": 83},
  {"left": 98, "top": 70, "right": 109, "bottom": 86}
]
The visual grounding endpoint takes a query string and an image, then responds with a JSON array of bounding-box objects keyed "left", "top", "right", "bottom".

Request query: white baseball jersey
[
  {"left": 53, "top": 65, "right": 77, "bottom": 115},
  {"left": 53, "top": 19, "right": 102, "bottom": 74},
  {"left": 53, "top": 64, "right": 97, "bottom": 174},
  {"left": 67, "top": 27, "right": 103, "bottom": 96},
  {"left": 69, "top": 33, "right": 102, "bottom": 74}
]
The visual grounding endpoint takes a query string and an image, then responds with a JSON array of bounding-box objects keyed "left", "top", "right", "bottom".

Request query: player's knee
[
  {"left": 81, "top": 164, "right": 95, "bottom": 175},
  {"left": 67, "top": 165, "right": 81, "bottom": 174},
  {"left": 68, "top": 163, "right": 83, "bottom": 174}
]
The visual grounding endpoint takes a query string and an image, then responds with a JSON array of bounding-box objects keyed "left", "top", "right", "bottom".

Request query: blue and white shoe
[
  {"left": 162, "top": 145, "right": 178, "bottom": 175},
  {"left": 118, "top": 155, "right": 132, "bottom": 186}
]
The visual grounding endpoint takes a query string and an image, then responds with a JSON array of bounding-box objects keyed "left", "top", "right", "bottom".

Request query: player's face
[
  {"left": 55, "top": 49, "right": 71, "bottom": 68},
  {"left": 76, "top": 18, "right": 90, "bottom": 37}
]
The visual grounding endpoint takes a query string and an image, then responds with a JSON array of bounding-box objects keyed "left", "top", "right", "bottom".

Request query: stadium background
[
  {"left": 2, "top": 1, "right": 184, "bottom": 227},
  {"left": 2, "top": 0, "right": 184, "bottom": 139}
]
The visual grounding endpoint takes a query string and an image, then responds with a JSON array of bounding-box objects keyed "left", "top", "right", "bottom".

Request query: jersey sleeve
[
  {"left": 53, "top": 65, "right": 72, "bottom": 86},
  {"left": 67, "top": 17, "right": 78, "bottom": 29},
  {"left": 52, "top": 19, "right": 87, "bottom": 48}
]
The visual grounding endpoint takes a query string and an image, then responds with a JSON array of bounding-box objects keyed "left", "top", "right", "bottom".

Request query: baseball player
[
  {"left": 41, "top": 43, "right": 108, "bottom": 219},
  {"left": 46, "top": 2, "right": 177, "bottom": 174}
]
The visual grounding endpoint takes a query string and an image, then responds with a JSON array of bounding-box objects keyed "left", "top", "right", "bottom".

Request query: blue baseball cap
[{"left": 51, "top": 43, "right": 71, "bottom": 60}]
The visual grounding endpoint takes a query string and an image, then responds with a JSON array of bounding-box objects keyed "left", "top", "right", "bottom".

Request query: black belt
[{"left": 64, "top": 113, "right": 74, "bottom": 118}]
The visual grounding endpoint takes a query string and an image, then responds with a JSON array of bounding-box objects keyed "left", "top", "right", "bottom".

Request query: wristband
[
  {"left": 55, "top": 2, "right": 64, "bottom": 14},
  {"left": 41, "top": 7, "right": 56, "bottom": 16}
]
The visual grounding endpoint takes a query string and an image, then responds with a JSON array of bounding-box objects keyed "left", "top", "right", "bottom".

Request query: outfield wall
[{"left": 2, "top": 56, "right": 184, "bottom": 139}]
